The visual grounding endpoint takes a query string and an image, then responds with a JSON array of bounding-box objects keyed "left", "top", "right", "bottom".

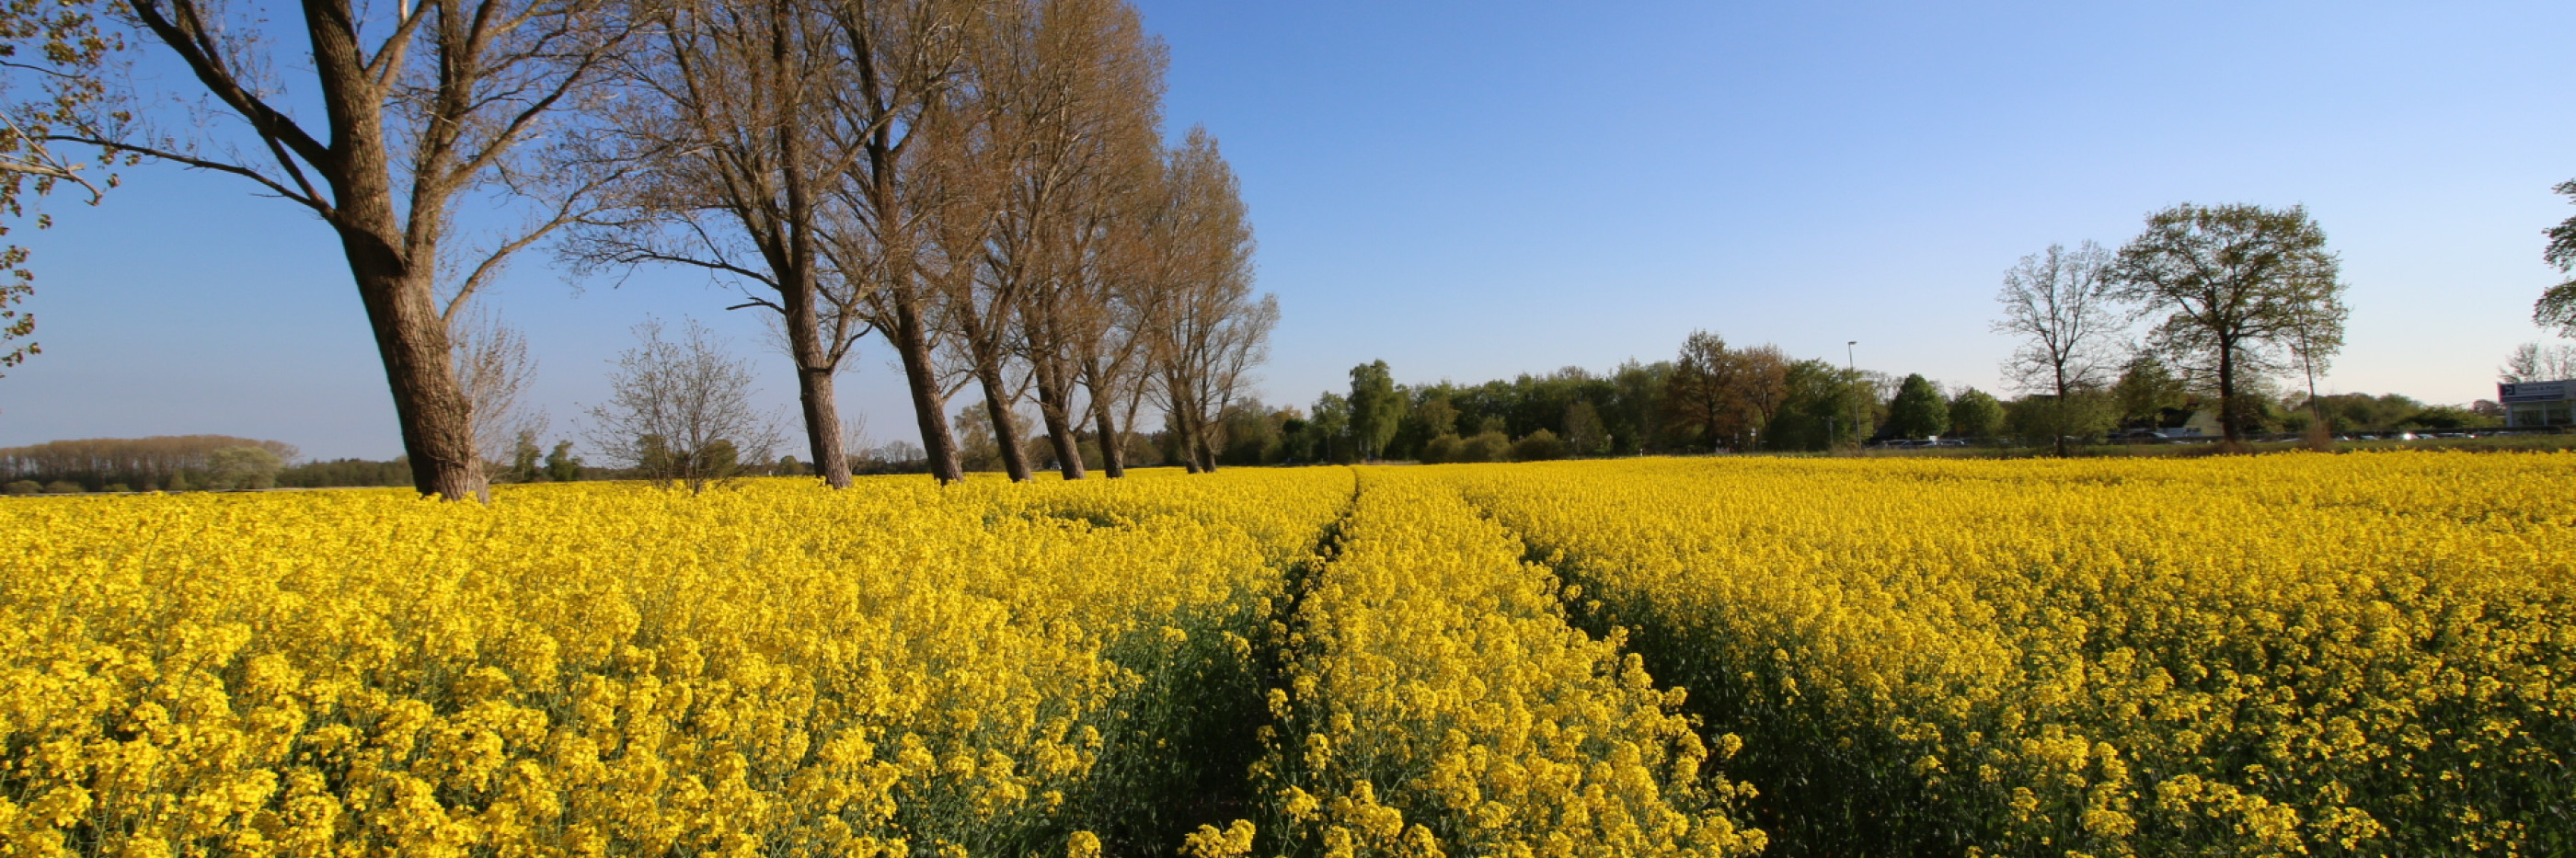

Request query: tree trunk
[
  {"left": 782, "top": 283, "right": 852, "bottom": 487},
  {"left": 2216, "top": 339, "right": 2244, "bottom": 445},
  {"left": 1033, "top": 358, "right": 1086, "bottom": 479},
  {"left": 2053, "top": 361, "right": 2071, "bottom": 458},
  {"left": 1172, "top": 408, "right": 1201, "bottom": 473},
  {"left": 771, "top": 26, "right": 851, "bottom": 490},
  {"left": 1192, "top": 420, "right": 1218, "bottom": 473},
  {"left": 976, "top": 359, "right": 1033, "bottom": 482},
  {"left": 347, "top": 249, "right": 488, "bottom": 501},
  {"left": 890, "top": 297, "right": 964, "bottom": 483},
  {"left": 315, "top": 11, "right": 484, "bottom": 502},
  {"left": 1090, "top": 392, "right": 1125, "bottom": 477},
  {"left": 1083, "top": 358, "right": 1126, "bottom": 477}
]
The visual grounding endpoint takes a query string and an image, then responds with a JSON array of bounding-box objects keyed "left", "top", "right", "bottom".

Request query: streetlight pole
[{"left": 1846, "top": 341, "right": 1859, "bottom": 451}]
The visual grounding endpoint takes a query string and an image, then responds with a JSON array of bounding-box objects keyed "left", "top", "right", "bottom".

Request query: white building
[{"left": 2499, "top": 379, "right": 2575, "bottom": 428}]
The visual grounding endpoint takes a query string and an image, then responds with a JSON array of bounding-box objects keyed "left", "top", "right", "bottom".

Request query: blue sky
[{"left": 4, "top": 1, "right": 2571, "bottom": 459}]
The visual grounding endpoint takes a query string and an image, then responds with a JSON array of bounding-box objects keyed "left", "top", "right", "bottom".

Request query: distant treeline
[
  {"left": 0, "top": 436, "right": 302, "bottom": 492},
  {"left": 1, "top": 437, "right": 443, "bottom": 492},
  {"left": 1192, "top": 333, "right": 2514, "bottom": 467}
]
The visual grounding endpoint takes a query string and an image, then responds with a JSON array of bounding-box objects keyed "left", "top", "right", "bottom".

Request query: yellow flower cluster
[
  {"left": 9, "top": 452, "right": 2568, "bottom": 857},
  {"left": 1449, "top": 453, "right": 2576, "bottom": 858},
  {"left": 0, "top": 469, "right": 1351, "bottom": 858},
  {"left": 1249, "top": 469, "right": 1765, "bottom": 858}
]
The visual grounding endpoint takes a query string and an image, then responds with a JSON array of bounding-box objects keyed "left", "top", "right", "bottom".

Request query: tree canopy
[
  {"left": 1884, "top": 373, "right": 1949, "bottom": 440},
  {"left": 2108, "top": 203, "right": 2345, "bottom": 443}
]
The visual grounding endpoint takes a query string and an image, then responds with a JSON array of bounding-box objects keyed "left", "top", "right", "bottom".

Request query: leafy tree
[
  {"left": 504, "top": 430, "right": 544, "bottom": 483},
  {"left": 1510, "top": 429, "right": 1570, "bottom": 462},
  {"left": 1606, "top": 360, "right": 1669, "bottom": 453},
  {"left": 2007, "top": 393, "right": 2115, "bottom": 447},
  {"left": 1348, "top": 360, "right": 1400, "bottom": 461},
  {"left": 1391, "top": 391, "right": 1453, "bottom": 461},
  {"left": 276, "top": 457, "right": 411, "bottom": 488},
  {"left": 1662, "top": 330, "right": 1732, "bottom": 451},
  {"left": 1419, "top": 433, "right": 1462, "bottom": 464},
  {"left": 1765, "top": 360, "right": 1873, "bottom": 451},
  {"left": 2108, "top": 203, "right": 2346, "bottom": 444},
  {"left": 2402, "top": 406, "right": 2500, "bottom": 430},
  {"left": 2299, "top": 393, "right": 2421, "bottom": 433},
  {"left": 1217, "top": 402, "right": 1290, "bottom": 466},
  {"left": 1562, "top": 401, "right": 1607, "bottom": 456},
  {"left": 2538, "top": 179, "right": 2576, "bottom": 336},
  {"left": 2110, "top": 355, "right": 2189, "bottom": 429},
  {"left": 1948, "top": 388, "right": 2006, "bottom": 440},
  {"left": 543, "top": 442, "right": 582, "bottom": 483},
  {"left": 1399, "top": 394, "right": 1458, "bottom": 459},
  {"left": 1, "top": 434, "right": 296, "bottom": 489},
  {"left": 1661, "top": 331, "right": 1785, "bottom": 452},
  {"left": 1884, "top": 373, "right": 1949, "bottom": 440},
  {"left": 3, "top": 479, "right": 37, "bottom": 495},
  {"left": 1457, "top": 430, "right": 1511, "bottom": 463},
  {"left": 202, "top": 446, "right": 282, "bottom": 491},
  {"left": 1305, "top": 392, "right": 1352, "bottom": 464}
]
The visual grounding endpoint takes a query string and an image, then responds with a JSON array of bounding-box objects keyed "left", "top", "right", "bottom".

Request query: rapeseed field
[{"left": 3, "top": 453, "right": 2569, "bottom": 857}]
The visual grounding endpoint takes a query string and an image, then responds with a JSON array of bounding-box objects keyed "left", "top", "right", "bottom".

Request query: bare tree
[
  {"left": 1064, "top": 126, "right": 1164, "bottom": 478},
  {"left": 72, "top": 0, "right": 639, "bottom": 499},
  {"left": 2501, "top": 342, "right": 2576, "bottom": 383},
  {"left": 453, "top": 310, "right": 546, "bottom": 467},
  {"left": 2108, "top": 204, "right": 2345, "bottom": 445},
  {"left": 1660, "top": 333, "right": 1787, "bottom": 452},
  {"left": 564, "top": 0, "right": 872, "bottom": 488},
  {"left": 1994, "top": 241, "right": 2122, "bottom": 456},
  {"left": 2285, "top": 294, "right": 2348, "bottom": 433},
  {"left": 819, "top": 0, "right": 973, "bottom": 484},
  {"left": 1143, "top": 126, "right": 1269, "bottom": 474},
  {"left": 913, "top": 82, "right": 1039, "bottom": 482},
  {"left": 584, "top": 317, "right": 782, "bottom": 494},
  {"left": 983, "top": 0, "right": 1163, "bottom": 480}
]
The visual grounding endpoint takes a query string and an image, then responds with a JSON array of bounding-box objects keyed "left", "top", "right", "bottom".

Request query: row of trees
[
  {"left": 1155, "top": 203, "right": 2352, "bottom": 464},
  {"left": 0, "top": 435, "right": 297, "bottom": 491},
  {"left": 1216, "top": 204, "right": 2467, "bottom": 463},
  {"left": 1181, "top": 353, "right": 1872, "bottom": 465},
  {"left": 1191, "top": 344, "right": 2491, "bottom": 470},
  {"left": 0, "top": 0, "right": 1273, "bottom": 498}
]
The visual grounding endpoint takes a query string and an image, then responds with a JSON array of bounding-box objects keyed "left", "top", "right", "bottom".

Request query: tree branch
[{"left": 52, "top": 134, "right": 328, "bottom": 215}]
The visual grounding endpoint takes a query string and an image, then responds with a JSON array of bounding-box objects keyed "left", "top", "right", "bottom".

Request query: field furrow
[{"left": 1239, "top": 468, "right": 1765, "bottom": 858}]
